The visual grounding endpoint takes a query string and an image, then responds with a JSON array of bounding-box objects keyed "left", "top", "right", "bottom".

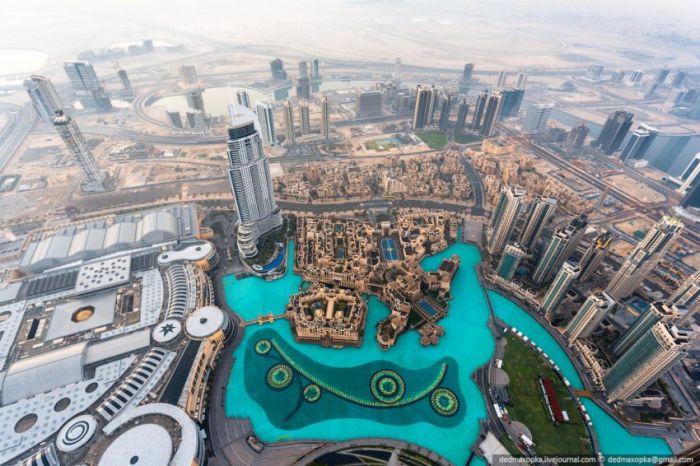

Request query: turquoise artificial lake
[{"left": 224, "top": 241, "right": 671, "bottom": 464}]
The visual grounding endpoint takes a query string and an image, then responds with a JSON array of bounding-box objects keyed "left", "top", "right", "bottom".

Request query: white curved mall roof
[
  {"left": 102, "top": 403, "right": 199, "bottom": 466},
  {"left": 185, "top": 306, "right": 226, "bottom": 339},
  {"left": 98, "top": 423, "right": 172, "bottom": 466},
  {"left": 1, "top": 342, "right": 87, "bottom": 405},
  {"left": 157, "top": 241, "right": 213, "bottom": 266},
  {"left": 20, "top": 204, "right": 198, "bottom": 272}
]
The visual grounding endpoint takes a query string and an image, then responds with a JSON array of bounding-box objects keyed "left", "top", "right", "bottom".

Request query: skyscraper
[
  {"left": 63, "top": 61, "right": 112, "bottom": 111},
  {"left": 461, "top": 63, "right": 474, "bottom": 83},
  {"left": 236, "top": 91, "right": 251, "bottom": 109},
  {"left": 592, "top": 110, "right": 634, "bottom": 155},
  {"left": 656, "top": 68, "right": 670, "bottom": 84},
  {"left": 671, "top": 271, "right": 700, "bottom": 313},
  {"left": 499, "top": 89, "right": 525, "bottom": 119},
  {"left": 542, "top": 261, "right": 581, "bottom": 319},
  {"left": 53, "top": 110, "right": 106, "bottom": 193},
  {"left": 255, "top": 102, "right": 276, "bottom": 147},
  {"left": 523, "top": 104, "right": 552, "bottom": 134},
  {"left": 186, "top": 109, "right": 205, "bottom": 132},
  {"left": 604, "top": 322, "right": 690, "bottom": 402},
  {"left": 515, "top": 72, "right": 528, "bottom": 90},
  {"left": 455, "top": 100, "right": 469, "bottom": 134},
  {"left": 671, "top": 71, "right": 687, "bottom": 88},
  {"left": 619, "top": 124, "right": 658, "bottom": 163},
  {"left": 612, "top": 302, "right": 679, "bottom": 356},
  {"left": 283, "top": 100, "right": 295, "bottom": 145},
  {"left": 519, "top": 196, "right": 557, "bottom": 250},
  {"left": 298, "top": 61, "right": 309, "bottom": 79},
  {"left": 532, "top": 215, "right": 587, "bottom": 284},
  {"left": 311, "top": 59, "right": 321, "bottom": 80},
  {"left": 497, "top": 243, "right": 525, "bottom": 280},
  {"left": 23, "top": 75, "right": 64, "bottom": 123},
  {"left": 321, "top": 95, "right": 330, "bottom": 141},
  {"left": 606, "top": 216, "right": 684, "bottom": 300},
  {"left": 681, "top": 179, "right": 700, "bottom": 209},
  {"left": 179, "top": 65, "right": 198, "bottom": 85},
  {"left": 679, "top": 154, "right": 700, "bottom": 194},
  {"left": 487, "top": 185, "right": 526, "bottom": 255},
  {"left": 496, "top": 71, "right": 508, "bottom": 89},
  {"left": 626, "top": 70, "right": 644, "bottom": 86},
  {"left": 437, "top": 93, "right": 453, "bottom": 132},
  {"left": 481, "top": 91, "right": 504, "bottom": 137},
  {"left": 471, "top": 90, "right": 488, "bottom": 130},
  {"left": 186, "top": 90, "right": 206, "bottom": 115},
  {"left": 166, "top": 110, "right": 183, "bottom": 129},
  {"left": 355, "top": 91, "right": 383, "bottom": 119},
  {"left": 299, "top": 100, "right": 310, "bottom": 135},
  {"left": 565, "top": 122, "right": 590, "bottom": 151},
  {"left": 270, "top": 59, "right": 288, "bottom": 81},
  {"left": 565, "top": 291, "right": 615, "bottom": 340},
  {"left": 226, "top": 105, "right": 283, "bottom": 258},
  {"left": 577, "top": 230, "right": 613, "bottom": 282},
  {"left": 296, "top": 78, "right": 311, "bottom": 99},
  {"left": 413, "top": 85, "right": 435, "bottom": 130},
  {"left": 117, "top": 68, "right": 134, "bottom": 96}
]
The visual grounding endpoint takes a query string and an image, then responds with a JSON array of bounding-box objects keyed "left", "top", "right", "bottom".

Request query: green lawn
[
  {"left": 503, "top": 334, "right": 592, "bottom": 456},
  {"left": 416, "top": 131, "right": 447, "bottom": 149},
  {"left": 454, "top": 133, "right": 483, "bottom": 145}
]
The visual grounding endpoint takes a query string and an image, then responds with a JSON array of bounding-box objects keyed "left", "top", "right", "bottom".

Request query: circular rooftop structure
[
  {"left": 98, "top": 423, "right": 173, "bottom": 466},
  {"left": 185, "top": 306, "right": 229, "bottom": 340},
  {"left": 56, "top": 414, "right": 97, "bottom": 453},
  {"left": 152, "top": 319, "right": 182, "bottom": 343}
]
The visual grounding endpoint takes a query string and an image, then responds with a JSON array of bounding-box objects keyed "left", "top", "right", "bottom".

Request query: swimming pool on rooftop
[{"left": 223, "top": 241, "right": 672, "bottom": 464}]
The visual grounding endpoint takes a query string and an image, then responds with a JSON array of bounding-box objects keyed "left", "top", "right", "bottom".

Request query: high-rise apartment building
[
  {"left": 437, "top": 93, "right": 453, "bottom": 132},
  {"left": 298, "top": 61, "right": 309, "bottom": 79},
  {"left": 413, "top": 85, "right": 436, "bottom": 130},
  {"left": 497, "top": 243, "right": 525, "bottom": 280},
  {"left": 626, "top": 70, "right": 644, "bottom": 86},
  {"left": 53, "top": 110, "right": 106, "bottom": 193},
  {"left": 577, "top": 230, "right": 613, "bottom": 282},
  {"left": 178, "top": 65, "right": 198, "bottom": 85},
  {"left": 656, "top": 68, "right": 670, "bottom": 84},
  {"left": 226, "top": 105, "right": 283, "bottom": 258},
  {"left": 499, "top": 89, "right": 525, "bottom": 119},
  {"left": 461, "top": 63, "right": 474, "bottom": 83},
  {"left": 565, "top": 291, "right": 615, "bottom": 340},
  {"left": 592, "top": 110, "right": 634, "bottom": 155},
  {"left": 63, "top": 61, "right": 112, "bottom": 111},
  {"left": 321, "top": 95, "right": 330, "bottom": 141},
  {"left": 672, "top": 271, "right": 700, "bottom": 313},
  {"left": 566, "top": 122, "right": 590, "bottom": 150},
  {"left": 523, "top": 104, "right": 552, "bottom": 134},
  {"left": 296, "top": 77, "right": 311, "bottom": 99},
  {"left": 355, "top": 91, "right": 383, "bottom": 119},
  {"left": 255, "top": 102, "right": 276, "bottom": 147},
  {"left": 613, "top": 302, "right": 680, "bottom": 356},
  {"left": 311, "top": 59, "right": 321, "bottom": 80},
  {"left": 496, "top": 71, "right": 508, "bottom": 89},
  {"left": 542, "top": 261, "right": 581, "bottom": 318},
  {"left": 619, "top": 124, "right": 658, "bottom": 163},
  {"left": 671, "top": 71, "right": 687, "bottom": 88},
  {"left": 117, "top": 68, "right": 134, "bottom": 96},
  {"left": 604, "top": 322, "right": 690, "bottom": 401},
  {"left": 532, "top": 215, "right": 587, "bottom": 284},
  {"left": 681, "top": 180, "right": 700, "bottom": 209},
  {"left": 186, "top": 109, "right": 205, "bottom": 132},
  {"left": 606, "top": 216, "right": 684, "bottom": 300},
  {"left": 487, "top": 185, "right": 526, "bottom": 254},
  {"left": 299, "top": 100, "right": 311, "bottom": 135},
  {"left": 679, "top": 154, "right": 700, "bottom": 194},
  {"left": 236, "top": 91, "right": 251, "bottom": 109},
  {"left": 471, "top": 91, "right": 488, "bottom": 130},
  {"left": 270, "top": 59, "right": 288, "bottom": 81},
  {"left": 481, "top": 91, "right": 504, "bottom": 137},
  {"left": 166, "top": 110, "right": 183, "bottom": 129},
  {"left": 455, "top": 100, "right": 469, "bottom": 134},
  {"left": 23, "top": 75, "right": 64, "bottom": 123},
  {"left": 283, "top": 100, "right": 295, "bottom": 145},
  {"left": 186, "top": 90, "right": 206, "bottom": 115},
  {"left": 519, "top": 196, "right": 557, "bottom": 250},
  {"left": 515, "top": 72, "right": 528, "bottom": 90}
]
